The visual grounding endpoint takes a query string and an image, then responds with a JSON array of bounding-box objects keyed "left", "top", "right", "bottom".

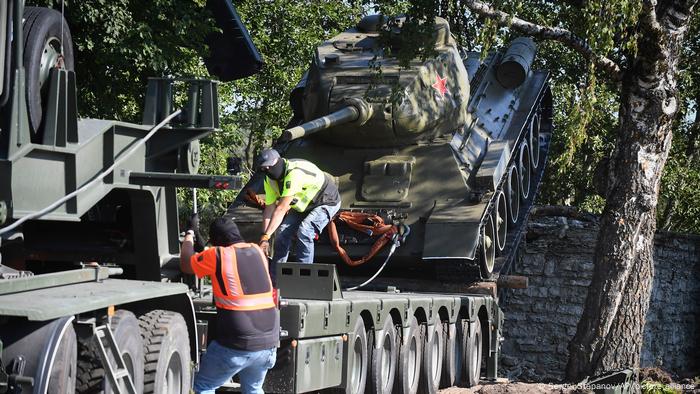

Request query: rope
[{"left": 0, "top": 110, "right": 182, "bottom": 235}]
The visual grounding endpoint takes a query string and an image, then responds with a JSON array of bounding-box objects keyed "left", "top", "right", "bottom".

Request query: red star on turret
[{"left": 432, "top": 74, "right": 448, "bottom": 98}]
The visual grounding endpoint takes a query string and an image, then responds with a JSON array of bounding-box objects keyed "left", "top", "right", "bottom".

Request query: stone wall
[{"left": 499, "top": 214, "right": 700, "bottom": 382}]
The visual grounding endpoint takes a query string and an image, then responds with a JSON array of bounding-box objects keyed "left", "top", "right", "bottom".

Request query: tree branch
[
  {"left": 640, "top": 0, "right": 663, "bottom": 34},
  {"left": 464, "top": 0, "right": 622, "bottom": 80}
]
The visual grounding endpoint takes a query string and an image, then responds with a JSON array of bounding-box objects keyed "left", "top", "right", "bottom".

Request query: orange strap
[
  {"left": 245, "top": 188, "right": 266, "bottom": 209},
  {"left": 328, "top": 212, "right": 398, "bottom": 267},
  {"left": 241, "top": 190, "right": 396, "bottom": 267}
]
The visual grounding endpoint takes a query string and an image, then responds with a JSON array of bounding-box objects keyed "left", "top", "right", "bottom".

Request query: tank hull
[{"left": 230, "top": 19, "right": 553, "bottom": 283}]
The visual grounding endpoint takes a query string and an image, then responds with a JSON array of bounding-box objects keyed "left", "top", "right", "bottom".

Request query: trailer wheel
[
  {"left": 440, "top": 321, "right": 462, "bottom": 388},
  {"left": 76, "top": 310, "right": 145, "bottom": 394},
  {"left": 21, "top": 7, "right": 74, "bottom": 139},
  {"left": 48, "top": 324, "right": 77, "bottom": 394},
  {"left": 419, "top": 321, "right": 443, "bottom": 394},
  {"left": 369, "top": 318, "right": 398, "bottom": 394},
  {"left": 462, "top": 319, "right": 482, "bottom": 388},
  {"left": 139, "top": 310, "right": 191, "bottom": 394},
  {"left": 395, "top": 316, "right": 423, "bottom": 394},
  {"left": 344, "top": 317, "right": 368, "bottom": 394}
]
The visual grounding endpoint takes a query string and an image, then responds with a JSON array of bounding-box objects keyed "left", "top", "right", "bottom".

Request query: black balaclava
[
  {"left": 267, "top": 158, "right": 286, "bottom": 180},
  {"left": 208, "top": 217, "right": 243, "bottom": 247}
]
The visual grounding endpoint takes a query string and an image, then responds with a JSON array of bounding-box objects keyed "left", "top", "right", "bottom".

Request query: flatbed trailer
[{"left": 193, "top": 263, "right": 503, "bottom": 393}]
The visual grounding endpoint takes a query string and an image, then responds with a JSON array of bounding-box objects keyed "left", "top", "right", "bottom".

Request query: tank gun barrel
[{"left": 281, "top": 106, "right": 360, "bottom": 141}]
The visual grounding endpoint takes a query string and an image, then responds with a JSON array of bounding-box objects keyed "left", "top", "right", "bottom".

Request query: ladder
[{"left": 92, "top": 325, "right": 137, "bottom": 394}]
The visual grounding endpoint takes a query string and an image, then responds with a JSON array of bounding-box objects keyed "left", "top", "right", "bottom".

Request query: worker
[
  {"left": 256, "top": 148, "right": 341, "bottom": 280},
  {"left": 180, "top": 216, "right": 278, "bottom": 394}
]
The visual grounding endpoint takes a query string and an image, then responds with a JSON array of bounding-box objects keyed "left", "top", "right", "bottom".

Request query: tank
[{"left": 230, "top": 15, "right": 553, "bottom": 283}]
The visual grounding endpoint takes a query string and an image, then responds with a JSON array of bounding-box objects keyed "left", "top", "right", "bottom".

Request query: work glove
[
  {"left": 187, "top": 213, "right": 200, "bottom": 232},
  {"left": 187, "top": 213, "right": 205, "bottom": 252},
  {"left": 259, "top": 240, "right": 271, "bottom": 258}
]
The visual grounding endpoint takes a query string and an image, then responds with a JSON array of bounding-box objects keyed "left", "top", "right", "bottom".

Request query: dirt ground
[{"left": 439, "top": 380, "right": 591, "bottom": 393}]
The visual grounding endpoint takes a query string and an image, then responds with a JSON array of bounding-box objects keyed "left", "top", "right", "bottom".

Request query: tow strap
[
  {"left": 328, "top": 212, "right": 398, "bottom": 267},
  {"left": 244, "top": 189, "right": 400, "bottom": 267}
]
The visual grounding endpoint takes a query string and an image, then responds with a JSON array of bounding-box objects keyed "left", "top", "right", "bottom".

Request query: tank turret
[
  {"left": 288, "top": 16, "right": 471, "bottom": 147},
  {"left": 232, "top": 15, "right": 553, "bottom": 284}
]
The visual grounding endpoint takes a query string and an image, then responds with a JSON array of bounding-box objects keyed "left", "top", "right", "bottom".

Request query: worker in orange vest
[{"left": 181, "top": 217, "right": 278, "bottom": 394}]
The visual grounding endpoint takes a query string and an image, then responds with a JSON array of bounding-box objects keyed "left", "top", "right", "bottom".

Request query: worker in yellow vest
[{"left": 256, "top": 148, "right": 341, "bottom": 282}]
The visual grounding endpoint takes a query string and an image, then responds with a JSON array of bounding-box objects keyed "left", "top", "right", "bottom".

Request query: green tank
[{"left": 231, "top": 15, "right": 553, "bottom": 283}]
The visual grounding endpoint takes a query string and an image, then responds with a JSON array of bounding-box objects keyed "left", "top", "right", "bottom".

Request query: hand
[
  {"left": 260, "top": 240, "right": 270, "bottom": 257},
  {"left": 187, "top": 213, "right": 200, "bottom": 232}
]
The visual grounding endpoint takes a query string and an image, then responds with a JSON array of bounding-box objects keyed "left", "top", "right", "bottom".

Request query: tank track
[{"left": 435, "top": 98, "right": 552, "bottom": 284}]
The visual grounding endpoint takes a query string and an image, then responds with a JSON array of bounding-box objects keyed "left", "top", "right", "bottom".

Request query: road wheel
[
  {"left": 518, "top": 142, "right": 531, "bottom": 201},
  {"left": 494, "top": 190, "right": 507, "bottom": 255},
  {"left": 48, "top": 324, "right": 77, "bottom": 394},
  {"left": 478, "top": 214, "right": 496, "bottom": 279},
  {"left": 419, "top": 321, "right": 443, "bottom": 394},
  {"left": 440, "top": 321, "right": 462, "bottom": 388},
  {"left": 139, "top": 310, "right": 191, "bottom": 394},
  {"left": 77, "top": 310, "right": 145, "bottom": 394},
  {"left": 21, "top": 6, "right": 74, "bottom": 139},
  {"left": 462, "top": 319, "right": 482, "bottom": 388},
  {"left": 529, "top": 113, "right": 541, "bottom": 169},
  {"left": 345, "top": 317, "right": 368, "bottom": 394},
  {"left": 395, "top": 316, "right": 423, "bottom": 394},
  {"left": 368, "top": 318, "right": 398, "bottom": 394},
  {"left": 506, "top": 166, "right": 520, "bottom": 228}
]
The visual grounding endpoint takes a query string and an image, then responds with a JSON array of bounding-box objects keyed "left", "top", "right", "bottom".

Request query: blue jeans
[
  {"left": 193, "top": 341, "right": 276, "bottom": 394},
  {"left": 271, "top": 202, "right": 341, "bottom": 275}
]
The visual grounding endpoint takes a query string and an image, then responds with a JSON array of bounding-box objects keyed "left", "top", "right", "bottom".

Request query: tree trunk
[{"left": 566, "top": 0, "right": 696, "bottom": 381}]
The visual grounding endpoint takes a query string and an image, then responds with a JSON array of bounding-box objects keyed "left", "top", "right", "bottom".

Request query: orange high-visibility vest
[{"left": 207, "top": 243, "right": 275, "bottom": 311}]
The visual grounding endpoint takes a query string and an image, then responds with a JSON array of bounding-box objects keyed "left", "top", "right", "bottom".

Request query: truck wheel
[
  {"left": 76, "top": 310, "right": 145, "bottom": 394},
  {"left": 344, "top": 317, "right": 368, "bottom": 394},
  {"left": 21, "top": 7, "right": 74, "bottom": 139},
  {"left": 439, "top": 321, "right": 461, "bottom": 388},
  {"left": 48, "top": 324, "right": 77, "bottom": 394},
  {"left": 139, "top": 310, "right": 191, "bottom": 394},
  {"left": 419, "top": 321, "right": 443, "bottom": 394},
  {"left": 368, "top": 318, "right": 398, "bottom": 394},
  {"left": 395, "top": 316, "right": 423, "bottom": 394},
  {"left": 462, "top": 319, "right": 482, "bottom": 388}
]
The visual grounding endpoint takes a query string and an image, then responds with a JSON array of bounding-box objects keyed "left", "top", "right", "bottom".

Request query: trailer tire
[
  {"left": 395, "top": 316, "right": 423, "bottom": 394},
  {"left": 462, "top": 319, "right": 482, "bottom": 388},
  {"left": 440, "top": 321, "right": 461, "bottom": 388},
  {"left": 48, "top": 324, "right": 77, "bottom": 394},
  {"left": 21, "top": 6, "right": 74, "bottom": 139},
  {"left": 139, "top": 310, "right": 191, "bottom": 394},
  {"left": 368, "top": 318, "right": 398, "bottom": 394},
  {"left": 419, "top": 321, "right": 443, "bottom": 394},
  {"left": 76, "top": 310, "right": 145, "bottom": 394},
  {"left": 344, "top": 317, "right": 368, "bottom": 394}
]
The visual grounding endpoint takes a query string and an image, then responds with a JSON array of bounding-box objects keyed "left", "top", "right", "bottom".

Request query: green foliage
[
  {"left": 641, "top": 380, "right": 680, "bottom": 394},
  {"left": 371, "top": 0, "right": 700, "bottom": 233},
  {"left": 31, "top": 0, "right": 213, "bottom": 122},
  {"left": 37, "top": 0, "right": 700, "bottom": 234}
]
